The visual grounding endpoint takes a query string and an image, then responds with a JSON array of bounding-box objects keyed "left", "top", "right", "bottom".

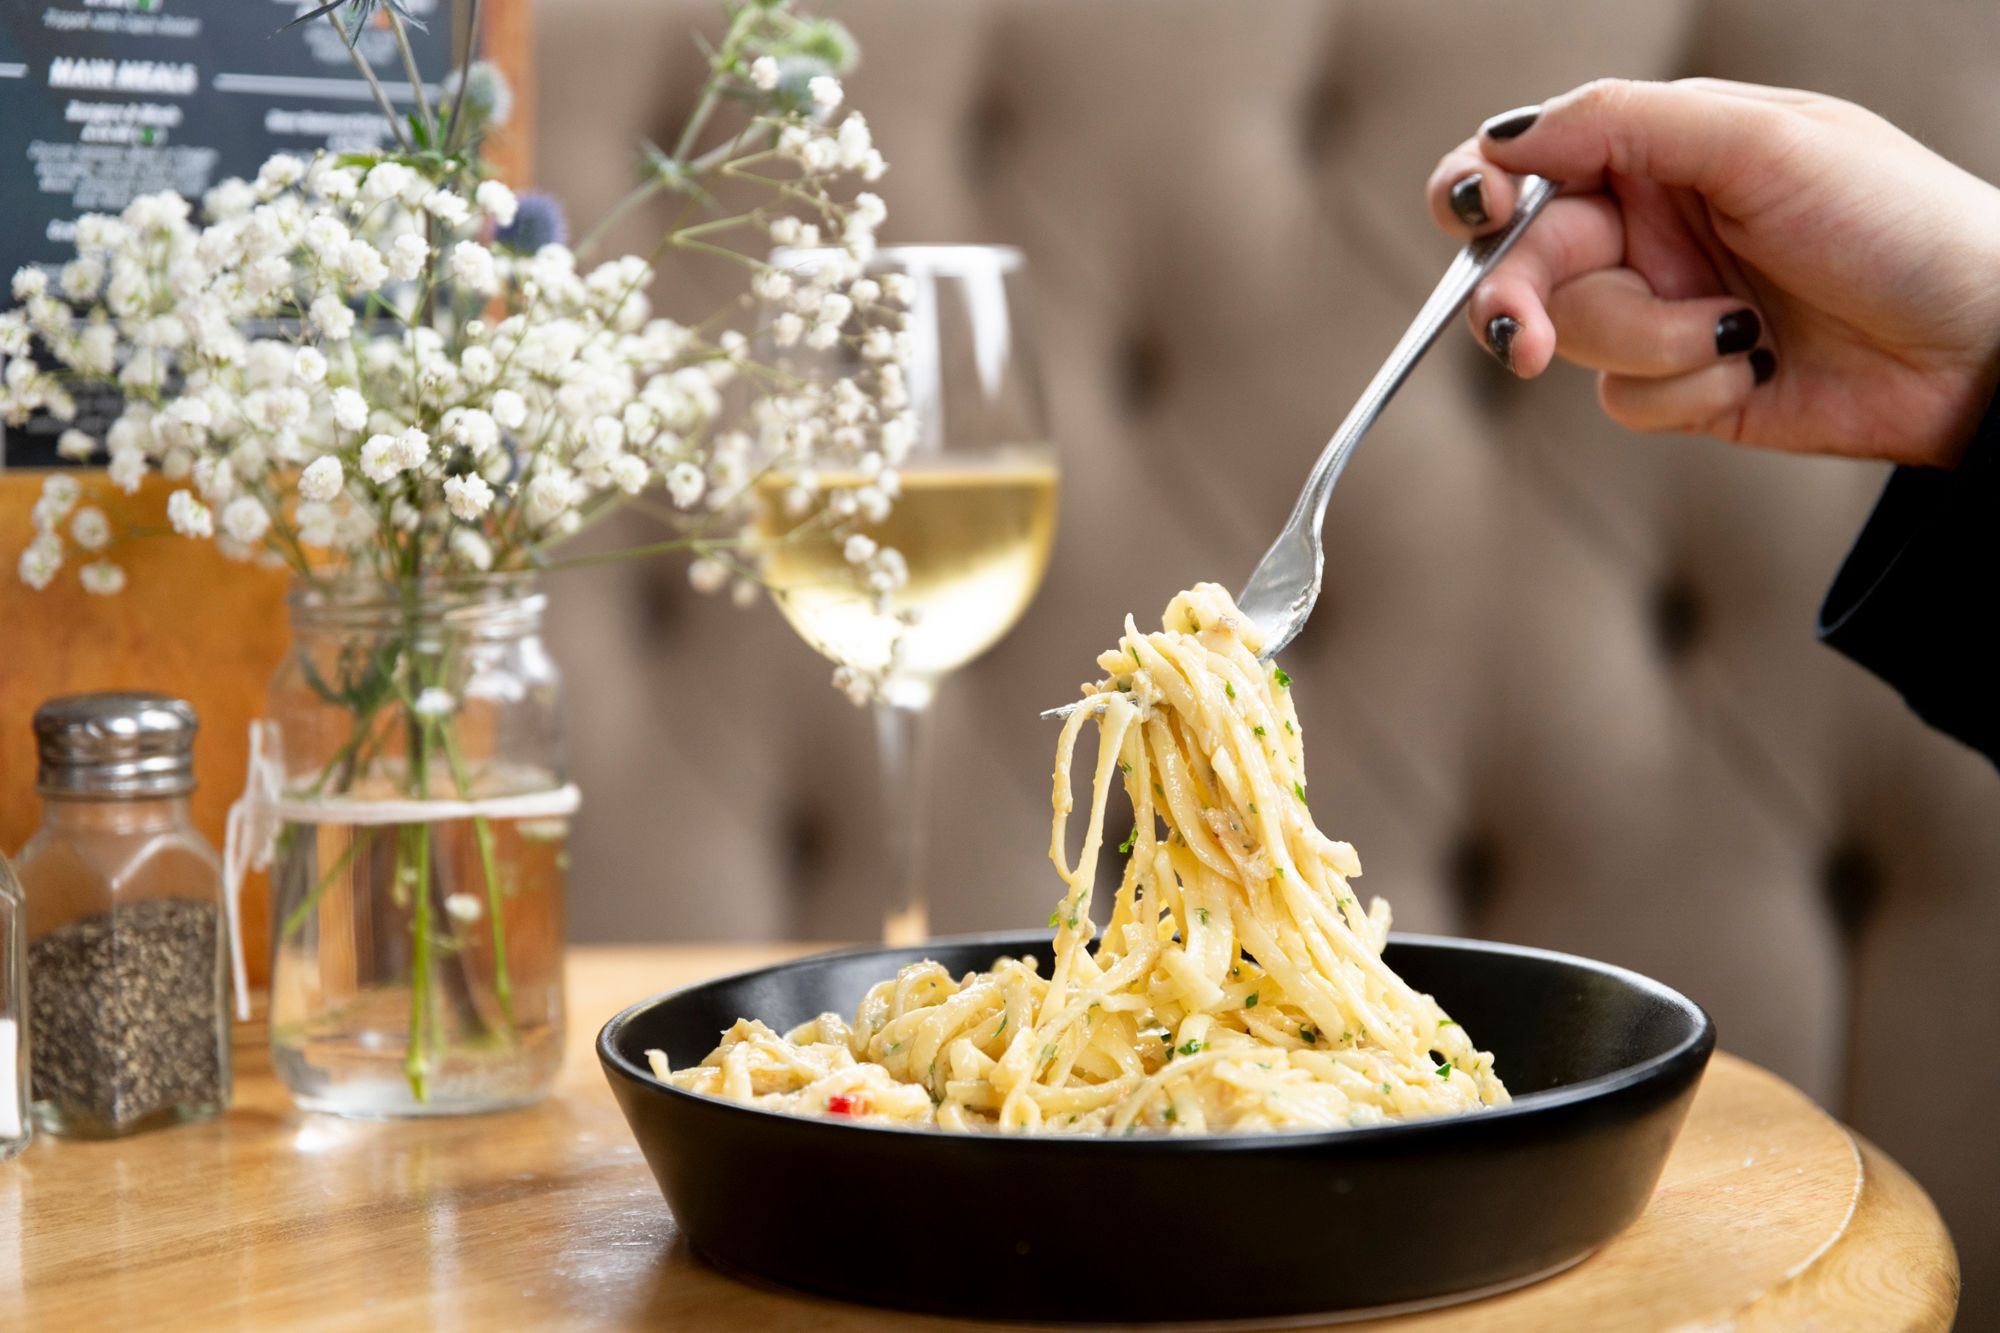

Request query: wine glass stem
[{"left": 874, "top": 696, "right": 933, "bottom": 946}]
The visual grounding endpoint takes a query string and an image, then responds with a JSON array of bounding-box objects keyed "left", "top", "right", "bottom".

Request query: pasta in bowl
[{"left": 598, "top": 586, "right": 1713, "bottom": 1320}]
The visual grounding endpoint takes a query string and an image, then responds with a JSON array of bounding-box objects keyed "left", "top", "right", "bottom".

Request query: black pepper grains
[{"left": 28, "top": 898, "right": 228, "bottom": 1135}]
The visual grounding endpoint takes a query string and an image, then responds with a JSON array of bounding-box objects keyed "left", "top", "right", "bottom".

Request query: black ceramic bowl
[{"left": 599, "top": 931, "right": 1713, "bottom": 1324}]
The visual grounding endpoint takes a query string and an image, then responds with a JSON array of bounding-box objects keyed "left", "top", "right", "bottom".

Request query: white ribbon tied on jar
[{"left": 220, "top": 722, "right": 582, "bottom": 1021}]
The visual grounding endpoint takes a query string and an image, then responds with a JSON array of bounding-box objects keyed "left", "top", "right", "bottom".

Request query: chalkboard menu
[{"left": 0, "top": 0, "right": 453, "bottom": 466}]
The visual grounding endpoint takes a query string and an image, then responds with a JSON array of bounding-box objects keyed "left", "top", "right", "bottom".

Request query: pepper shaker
[
  {"left": 15, "top": 693, "right": 232, "bottom": 1137},
  {"left": 1, "top": 849, "right": 25, "bottom": 1161}
]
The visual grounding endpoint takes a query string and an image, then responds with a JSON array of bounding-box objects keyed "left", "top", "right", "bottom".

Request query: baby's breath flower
[
  {"left": 79, "top": 560, "right": 126, "bottom": 595},
  {"left": 165, "top": 490, "right": 212, "bottom": 538},
  {"left": 474, "top": 180, "right": 518, "bottom": 227},
  {"left": 387, "top": 232, "right": 429, "bottom": 282},
  {"left": 449, "top": 240, "right": 499, "bottom": 295},
  {"left": 412, "top": 687, "right": 457, "bottom": 718},
  {"left": 490, "top": 388, "right": 527, "bottom": 430},
  {"left": 749, "top": 55, "right": 781, "bottom": 91},
  {"left": 293, "top": 345, "right": 327, "bottom": 384},
  {"left": 423, "top": 189, "right": 471, "bottom": 227},
  {"left": 70, "top": 506, "right": 110, "bottom": 550},
  {"left": 809, "top": 75, "right": 843, "bottom": 110},
  {"left": 311, "top": 293, "right": 356, "bottom": 341},
  {"left": 443, "top": 472, "right": 495, "bottom": 519},
  {"left": 450, "top": 525, "right": 494, "bottom": 571},
  {"left": 220, "top": 496, "right": 271, "bottom": 545},
  {"left": 55, "top": 428, "right": 96, "bottom": 461},
  {"left": 842, "top": 533, "right": 877, "bottom": 564},
  {"left": 107, "top": 444, "right": 147, "bottom": 494},
  {"left": 299, "top": 456, "right": 345, "bottom": 502},
  {"left": 444, "top": 893, "right": 483, "bottom": 924},
  {"left": 18, "top": 534, "right": 62, "bottom": 590}
]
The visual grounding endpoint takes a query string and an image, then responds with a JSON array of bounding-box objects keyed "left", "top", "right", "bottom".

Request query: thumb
[{"left": 1476, "top": 78, "right": 1788, "bottom": 204}]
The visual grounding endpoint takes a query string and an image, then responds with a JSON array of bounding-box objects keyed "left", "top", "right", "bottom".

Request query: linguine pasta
[{"left": 656, "top": 584, "right": 1507, "bottom": 1133}]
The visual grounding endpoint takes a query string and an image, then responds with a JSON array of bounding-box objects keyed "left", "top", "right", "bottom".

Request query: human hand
[{"left": 1427, "top": 79, "right": 2000, "bottom": 468}]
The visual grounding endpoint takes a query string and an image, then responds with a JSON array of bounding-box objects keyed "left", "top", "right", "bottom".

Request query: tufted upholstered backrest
[{"left": 536, "top": 0, "right": 2000, "bottom": 1305}]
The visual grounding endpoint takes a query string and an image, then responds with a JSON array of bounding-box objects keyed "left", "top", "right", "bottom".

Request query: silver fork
[{"left": 1043, "top": 175, "right": 1560, "bottom": 720}]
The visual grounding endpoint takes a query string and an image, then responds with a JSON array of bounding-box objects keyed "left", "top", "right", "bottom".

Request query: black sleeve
[{"left": 1817, "top": 388, "right": 2000, "bottom": 763}]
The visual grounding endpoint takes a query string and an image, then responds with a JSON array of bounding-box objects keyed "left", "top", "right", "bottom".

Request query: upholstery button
[
  {"left": 1298, "top": 74, "right": 1350, "bottom": 162},
  {"left": 1444, "top": 829, "right": 1501, "bottom": 917},
  {"left": 1648, "top": 577, "right": 1703, "bottom": 663},
  {"left": 1819, "top": 842, "right": 1883, "bottom": 944},
  {"left": 1117, "top": 328, "right": 1172, "bottom": 416},
  {"left": 963, "top": 88, "right": 1018, "bottom": 181}
]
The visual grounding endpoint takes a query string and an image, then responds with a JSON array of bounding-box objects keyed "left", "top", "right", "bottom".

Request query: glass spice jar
[
  {"left": 15, "top": 693, "right": 232, "bottom": 1137},
  {"left": 1, "top": 849, "right": 25, "bottom": 1162}
]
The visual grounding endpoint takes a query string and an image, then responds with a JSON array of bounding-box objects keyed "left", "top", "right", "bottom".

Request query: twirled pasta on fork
[{"left": 658, "top": 584, "right": 1506, "bottom": 1133}]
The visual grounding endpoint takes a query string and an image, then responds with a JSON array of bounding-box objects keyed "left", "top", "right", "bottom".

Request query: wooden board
[{"left": 0, "top": 945, "right": 1958, "bottom": 1330}]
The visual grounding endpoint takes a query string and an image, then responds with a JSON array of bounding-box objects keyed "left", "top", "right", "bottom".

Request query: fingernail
[
  {"left": 1485, "top": 315, "right": 1520, "bottom": 372},
  {"left": 1750, "top": 347, "right": 1777, "bottom": 385},
  {"left": 1448, "top": 173, "right": 1490, "bottom": 228},
  {"left": 1714, "top": 309, "right": 1761, "bottom": 357},
  {"left": 1480, "top": 104, "right": 1541, "bottom": 141}
]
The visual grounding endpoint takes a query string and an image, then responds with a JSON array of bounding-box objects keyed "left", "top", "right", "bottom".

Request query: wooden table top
[{"left": 0, "top": 945, "right": 1960, "bottom": 1331}]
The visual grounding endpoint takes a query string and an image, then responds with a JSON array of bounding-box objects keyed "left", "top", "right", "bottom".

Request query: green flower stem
[
  {"left": 279, "top": 825, "right": 379, "bottom": 941},
  {"left": 442, "top": 0, "right": 483, "bottom": 154},
  {"left": 325, "top": 12, "right": 413, "bottom": 153},
  {"left": 385, "top": 8, "right": 436, "bottom": 142},
  {"left": 403, "top": 701, "right": 436, "bottom": 1101},
  {"left": 433, "top": 715, "right": 514, "bottom": 1033}
]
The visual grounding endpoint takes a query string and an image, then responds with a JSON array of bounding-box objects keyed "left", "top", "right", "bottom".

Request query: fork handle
[{"left": 1292, "top": 176, "right": 1560, "bottom": 549}]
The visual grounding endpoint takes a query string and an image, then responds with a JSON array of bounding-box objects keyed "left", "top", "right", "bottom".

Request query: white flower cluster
[{"left": 3, "top": 123, "right": 905, "bottom": 605}]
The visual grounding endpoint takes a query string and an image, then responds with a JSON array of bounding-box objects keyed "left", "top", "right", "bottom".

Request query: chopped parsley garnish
[
  {"left": 1284, "top": 720, "right": 1295, "bottom": 736},
  {"left": 1117, "top": 677, "right": 1132, "bottom": 692},
  {"left": 1274, "top": 867, "right": 1285, "bottom": 878},
  {"left": 994, "top": 1015, "right": 1007, "bottom": 1035},
  {"left": 1194, "top": 907, "right": 1210, "bottom": 925},
  {"left": 1188, "top": 614, "right": 1201, "bottom": 631},
  {"left": 1381, "top": 1082, "right": 1392, "bottom": 1096},
  {"left": 1118, "top": 760, "right": 1132, "bottom": 773},
  {"left": 1248, "top": 802, "right": 1258, "bottom": 815},
  {"left": 1272, "top": 666, "right": 1292, "bottom": 688},
  {"left": 1293, "top": 781, "right": 1307, "bottom": 802},
  {"left": 1178, "top": 1040, "right": 1206, "bottom": 1057},
  {"left": 1438, "top": 1019, "right": 1459, "bottom": 1029},
  {"left": 1340, "top": 1030, "right": 1352, "bottom": 1042},
  {"left": 1435, "top": 1060, "right": 1454, "bottom": 1079},
  {"left": 1253, "top": 725, "right": 1266, "bottom": 737},
  {"left": 1298, "top": 1025, "right": 1319, "bottom": 1044},
  {"left": 1162, "top": 1106, "right": 1178, "bottom": 1123},
  {"left": 1119, "top": 826, "right": 1139, "bottom": 854},
  {"left": 1047, "top": 908, "right": 1063, "bottom": 928},
  {"left": 1245, "top": 992, "right": 1260, "bottom": 1008},
  {"left": 1224, "top": 681, "right": 1236, "bottom": 700},
  {"left": 1153, "top": 781, "right": 1165, "bottom": 797}
]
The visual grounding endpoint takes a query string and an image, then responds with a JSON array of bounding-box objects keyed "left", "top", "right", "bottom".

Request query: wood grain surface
[{"left": 0, "top": 945, "right": 1958, "bottom": 1331}]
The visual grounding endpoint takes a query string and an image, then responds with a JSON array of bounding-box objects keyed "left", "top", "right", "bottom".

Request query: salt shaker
[
  {"left": 15, "top": 693, "right": 232, "bottom": 1137},
  {"left": 1, "top": 849, "right": 26, "bottom": 1161}
]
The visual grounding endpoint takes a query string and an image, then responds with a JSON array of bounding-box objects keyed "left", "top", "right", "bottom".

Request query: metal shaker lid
[{"left": 33, "top": 692, "right": 198, "bottom": 798}]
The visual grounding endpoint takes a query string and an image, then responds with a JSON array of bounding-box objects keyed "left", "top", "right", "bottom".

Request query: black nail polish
[
  {"left": 1714, "top": 309, "right": 1761, "bottom": 357},
  {"left": 1485, "top": 315, "right": 1520, "bottom": 372},
  {"left": 1480, "top": 104, "right": 1541, "bottom": 141},
  {"left": 1448, "top": 173, "right": 1489, "bottom": 228},
  {"left": 1750, "top": 347, "right": 1776, "bottom": 385}
]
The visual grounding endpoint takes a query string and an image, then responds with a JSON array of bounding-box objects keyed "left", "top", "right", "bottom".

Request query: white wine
[{"left": 755, "top": 458, "right": 1059, "bottom": 700}]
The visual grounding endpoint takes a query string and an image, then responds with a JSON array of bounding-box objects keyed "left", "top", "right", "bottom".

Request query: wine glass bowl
[{"left": 756, "top": 245, "right": 1057, "bottom": 942}]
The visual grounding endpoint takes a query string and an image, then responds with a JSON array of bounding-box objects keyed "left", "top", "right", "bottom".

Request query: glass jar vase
[
  {"left": 16, "top": 694, "right": 231, "bottom": 1138},
  {"left": 265, "top": 576, "right": 570, "bottom": 1117}
]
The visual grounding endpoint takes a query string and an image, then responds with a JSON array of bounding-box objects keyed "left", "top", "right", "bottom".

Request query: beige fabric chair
[{"left": 537, "top": 0, "right": 1999, "bottom": 1309}]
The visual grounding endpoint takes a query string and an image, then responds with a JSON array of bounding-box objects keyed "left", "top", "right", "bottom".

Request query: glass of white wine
[{"left": 758, "top": 245, "right": 1057, "bottom": 945}]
